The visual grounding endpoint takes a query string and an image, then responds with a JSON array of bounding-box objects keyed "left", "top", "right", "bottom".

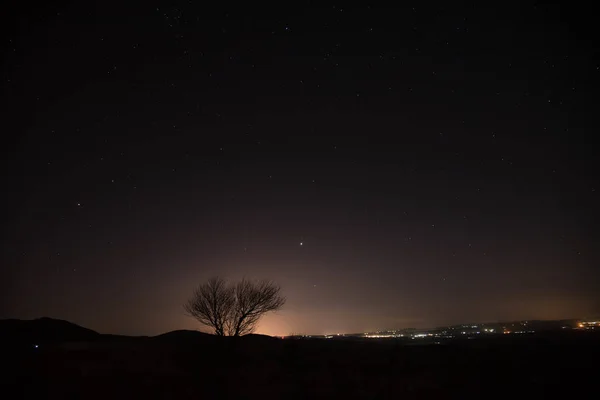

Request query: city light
[
  {"left": 355, "top": 320, "right": 594, "bottom": 342},
  {"left": 578, "top": 321, "right": 599, "bottom": 330}
]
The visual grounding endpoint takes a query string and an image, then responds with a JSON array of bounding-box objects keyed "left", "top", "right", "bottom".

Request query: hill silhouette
[
  {"left": 152, "top": 329, "right": 213, "bottom": 341},
  {"left": 0, "top": 317, "right": 99, "bottom": 346},
  {"left": 0, "top": 318, "right": 277, "bottom": 349},
  {"left": 151, "top": 329, "right": 219, "bottom": 346}
]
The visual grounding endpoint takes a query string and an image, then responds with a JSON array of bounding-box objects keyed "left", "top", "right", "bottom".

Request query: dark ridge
[
  {"left": 0, "top": 318, "right": 281, "bottom": 349},
  {"left": 240, "top": 333, "right": 280, "bottom": 341},
  {"left": 0, "top": 317, "right": 99, "bottom": 346},
  {"left": 98, "top": 334, "right": 149, "bottom": 342},
  {"left": 152, "top": 329, "right": 215, "bottom": 341}
]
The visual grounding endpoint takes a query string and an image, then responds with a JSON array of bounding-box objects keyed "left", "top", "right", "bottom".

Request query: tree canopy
[{"left": 184, "top": 277, "right": 285, "bottom": 336}]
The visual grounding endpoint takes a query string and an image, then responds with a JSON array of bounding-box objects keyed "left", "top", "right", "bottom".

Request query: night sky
[{"left": 2, "top": 2, "right": 598, "bottom": 336}]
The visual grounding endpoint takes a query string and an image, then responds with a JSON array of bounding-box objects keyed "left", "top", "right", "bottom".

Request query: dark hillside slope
[{"left": 0, "top": 317, "right": 99, "bottom": 346}]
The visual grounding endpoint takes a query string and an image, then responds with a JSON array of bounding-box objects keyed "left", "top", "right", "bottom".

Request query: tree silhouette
[
  {"left": 183, "top": 277, "right": 234, "bottom": 336},
  {"left": 184, "top": 277, "right": 285, "bottom": 336}
]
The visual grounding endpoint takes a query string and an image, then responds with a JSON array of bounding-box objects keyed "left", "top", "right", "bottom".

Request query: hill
[
  {"left": 0, "top": 317, "right": 99, "bottom": 346},
  {"left": 152, "top": 329, "right": 213, "bottom": 341},
  {"left": 0, "top": 318, "right": 273, "bottom": 348},
  {"left": 151, "top": 329, "right": 218, "bottom": 346}
]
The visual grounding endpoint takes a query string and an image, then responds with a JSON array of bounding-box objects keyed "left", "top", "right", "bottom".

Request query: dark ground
[{"left": 2, "top": 326, "right": 599, "bottom": 399}]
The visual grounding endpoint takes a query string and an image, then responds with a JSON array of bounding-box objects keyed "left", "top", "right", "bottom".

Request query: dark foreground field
[{"left": 2, "top": 328, "right": 599, "bottom": 399}]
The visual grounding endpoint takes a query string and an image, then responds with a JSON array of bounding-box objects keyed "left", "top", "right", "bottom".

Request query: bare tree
[
  {"left": 183, "top": 277, "right": 234, "bottom": 336},
  {"left": 184, "top": 277, "right": 285, "bottom": 336},
  {"left": 227, "top": 279, "right": 286, "bottom": 336}
]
